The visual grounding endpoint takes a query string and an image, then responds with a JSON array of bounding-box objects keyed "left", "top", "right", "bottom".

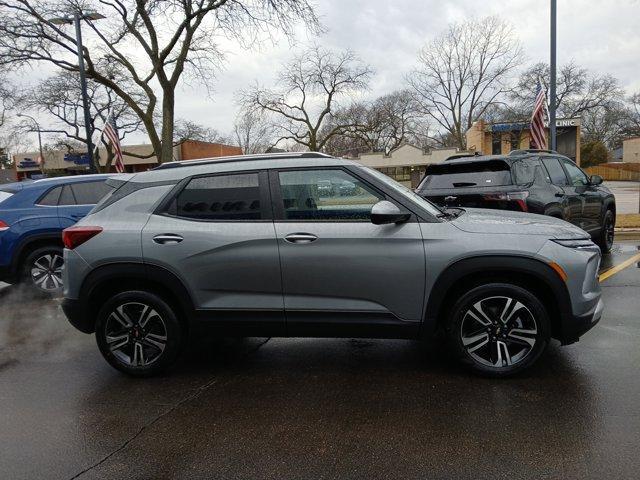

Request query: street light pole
[
  {"left": 549, "top": 0, "right": 557, "bottom": 152},
  {"left": 73, "top": 13, "right": 97, "bottom": 174},
  {"left": 51, "top": 10, "right": 105, "bottom": 174}
]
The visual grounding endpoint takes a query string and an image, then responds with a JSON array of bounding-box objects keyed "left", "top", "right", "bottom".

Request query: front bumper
[
  {"left": 61, "top": 297, "right": 94, "bottom": 334},
  {"left": 560, "top": 297, "right": 604, "bottom": 345}
]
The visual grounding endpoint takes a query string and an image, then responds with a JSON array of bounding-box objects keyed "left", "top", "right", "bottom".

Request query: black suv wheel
[
  {"left": 596, "top": 209, "right": 615, "bottom": 253},
  {"left": 95, "top": 291, "right": 183, "bottom": 377},
  {"left": 448, "top": 283, "right": 550, "bottom": 377}
]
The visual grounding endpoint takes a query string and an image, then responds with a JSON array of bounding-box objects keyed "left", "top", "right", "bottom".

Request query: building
[
  {"left": 13, "top": 139, "right": 242, "bottom": 180},
  {"left": 349, "top": 144, "right": 466, "bottom": 187},
  {"left": 466, "top": 118, "right": 582, "bottom": 165},
  {"left": 622, "top": 137, "right": 640, "bottom": 163}
]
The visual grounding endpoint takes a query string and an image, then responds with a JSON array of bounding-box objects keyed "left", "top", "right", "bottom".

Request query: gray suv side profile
[{"left": 61, "top": 153, "right": 603, "bottom": 377}]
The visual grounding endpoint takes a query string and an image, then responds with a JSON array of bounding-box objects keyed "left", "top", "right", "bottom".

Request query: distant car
[
  {"left": 0, "top": 175, "right": 113, "bottom": 294},
  {"left": 317, "top": 180, "right": 334, "bottom": 196},
  {"left": 416, "top": 150, "right": 616, "bottom": 252},
  {"left": 339, "top": 180, "right": 357, "bottom": 196},
  {"left": 61, "top": 153, "right": 602, "bottom": 377}
]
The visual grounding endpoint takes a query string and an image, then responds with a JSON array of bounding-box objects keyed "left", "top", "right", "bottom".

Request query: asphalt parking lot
[{"left": 1, "top": 242, "right": 639, "bottom": 480}]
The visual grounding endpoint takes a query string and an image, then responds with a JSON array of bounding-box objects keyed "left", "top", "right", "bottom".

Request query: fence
[{"left": 584, "top": 164, "right": 640, "bottom": 181}]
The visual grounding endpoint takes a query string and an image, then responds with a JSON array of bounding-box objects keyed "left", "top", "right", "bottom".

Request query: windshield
[
  {"left": 419, "top": 160, "right": 513, "bottom": 189},
  {"left": 360, "top": 166, "right": 443, "bottom": 217}
]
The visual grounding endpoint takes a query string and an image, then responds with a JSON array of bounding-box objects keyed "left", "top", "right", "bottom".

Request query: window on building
[
  {"left": 277, "top": 169, "right": 383, "bottom": 221},
  {"left": 173, "top": 173, "right": 263, "bottom": 220},
  {"left": 492, "top": 132, "right": 502, "bottom": 154}
]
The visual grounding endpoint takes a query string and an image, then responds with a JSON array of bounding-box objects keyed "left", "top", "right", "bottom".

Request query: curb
[{"left": 615, "top": 229, "right": 640, "bottom": 241}]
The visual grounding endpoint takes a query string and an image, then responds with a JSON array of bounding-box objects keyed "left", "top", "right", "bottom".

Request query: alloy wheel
[
  {"left": 460, "top": 296, "right": 538, "bottom": 368},
  {"left": 104, "top": 302, "right": 168, "bottom": 367},
  {"left": 30, "top": 253, "right": 63, "bottom": 292}
]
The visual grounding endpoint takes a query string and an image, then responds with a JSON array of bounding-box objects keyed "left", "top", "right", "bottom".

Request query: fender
[
  {"left": 422, "top": 255, "right": 572, "bottom": 338},
  {"left": 72, "top": 262, "right": 197, "bottom": 333},
  {"left": 9, "top": 231, "right": 63, "bottom": 278}
]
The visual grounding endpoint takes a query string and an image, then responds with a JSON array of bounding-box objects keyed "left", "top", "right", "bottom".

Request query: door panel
[
  {"left": 142, "top": 215, "right": 283, "bottom": 311},
  {"left": 271, "top": 168, "right": 426, "bottom": 328},
  {"left": 274, "top": 221, "right": 426, "bottom": 322}
]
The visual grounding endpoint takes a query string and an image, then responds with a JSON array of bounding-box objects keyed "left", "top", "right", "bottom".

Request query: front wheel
[
  {"left": 448, "top": 283, "right": 550, "bottom": 377},
  {"left": 596, "top": 209, "right": 615, "bottom": 254},
  {"left": 95, "top": 291, "right": 183, "bottom": 377}
]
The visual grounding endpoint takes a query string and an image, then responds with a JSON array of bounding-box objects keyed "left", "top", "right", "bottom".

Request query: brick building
[{"left": 13, "top": 139, "right": 242, "bottom": 180}]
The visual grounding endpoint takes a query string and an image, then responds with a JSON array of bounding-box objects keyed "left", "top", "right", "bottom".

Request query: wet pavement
[{"left": 1, "top": 243, "right": 639, "bottom": 480}]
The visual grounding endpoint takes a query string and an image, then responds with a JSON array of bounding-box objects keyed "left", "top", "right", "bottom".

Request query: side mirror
[
  {"left": 590, "top": 175, "right": 603, "bottom": 185},
  {"left": 371, "top": 200, "right": 411, "bottom": 225}
]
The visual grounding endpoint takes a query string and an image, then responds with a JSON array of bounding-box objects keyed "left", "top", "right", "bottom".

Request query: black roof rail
[
  {"left": 508, "top": 149, "right": 557, "bottom": 156},
  {"left": 152, "top": 151, "right": 335, "bottom": 170},
  {"left": 444, "top": 152, "right": 481, "bottom": 161}
]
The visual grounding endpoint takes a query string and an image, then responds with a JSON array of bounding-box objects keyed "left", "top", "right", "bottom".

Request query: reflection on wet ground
[{"left": 0, "top": 243, "right": 639, "bottom": 479}]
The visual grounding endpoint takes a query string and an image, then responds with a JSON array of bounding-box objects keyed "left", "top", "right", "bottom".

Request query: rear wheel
[
  {"left": 448, "top": 283, "right": 550, "bottom": 377},
  {"left": 596, "top": 209, "right": 614, "bottom": 253},
  {"left": 95, "top": 291, "right": 183, "bottom": 377},
  {"left": 22, "top": 245, "right": 64, "bottom": 296}
]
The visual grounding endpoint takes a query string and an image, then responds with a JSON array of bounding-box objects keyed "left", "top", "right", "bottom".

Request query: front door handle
[
  {"left": 284, "top": 233, "right": 318, "bottom": 244},
  {"left": 153, "top": 234, "right": 184, "bottom": 244}
]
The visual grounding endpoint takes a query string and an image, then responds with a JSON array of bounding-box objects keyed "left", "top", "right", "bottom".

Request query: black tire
[
  {"left": 447, "top": 283, "right": 551, "bottom": 377},
  {"left": 21, "top": 245, "right": 65, "bottom": 296},
  {"left": 595, "top": 209, "right": 615, "bottom": 254},
  {"left": 95, "top": 291, "right": 183, "bottom": 377}
]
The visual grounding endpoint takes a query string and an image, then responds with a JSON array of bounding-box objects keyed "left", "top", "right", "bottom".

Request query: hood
[{"left": 451, "top": 208, "right": 588, "bottom": 239}]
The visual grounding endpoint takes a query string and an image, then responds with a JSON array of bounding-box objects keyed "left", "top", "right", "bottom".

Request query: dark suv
[{"left": 416, "top": 150, "right": 616, "bottom": 252}]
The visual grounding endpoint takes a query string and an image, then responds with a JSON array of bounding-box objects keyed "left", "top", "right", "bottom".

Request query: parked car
[
  {"left": 61, "top": 152, "right": 602, "bottom": 377},
  {"left": 316, "top": 180, "right": 335, "bottom": 196},
  {"left": 0, "top": 174, "right": 113, "bottom": 294},
  {"left": 415, "top": 150, "right": 616, "bottom": 252},
  {"left": 339, "top": 180, "right": 358, "bottom": 196}
]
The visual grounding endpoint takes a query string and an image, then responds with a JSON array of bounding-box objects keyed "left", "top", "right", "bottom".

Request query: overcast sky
[{"left": 11, "top": 0, "right": 640, "bottom": 147}]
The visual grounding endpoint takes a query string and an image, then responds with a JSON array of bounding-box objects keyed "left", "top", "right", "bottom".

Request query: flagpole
[{"left": 549, "top": 0, "right": 557, "bottom": 152}]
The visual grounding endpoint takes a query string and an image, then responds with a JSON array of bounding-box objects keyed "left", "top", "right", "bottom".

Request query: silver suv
[{"left": 61, "top": 153, "right": 603, "bottom": 377}]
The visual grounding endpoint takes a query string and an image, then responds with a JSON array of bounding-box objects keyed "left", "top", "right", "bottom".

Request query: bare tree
[
  {"left": 0, "top": 0, "right": 320, "bottom": 164},
  {"left": 174, "top": 119, "right": 230, "bottom": 145},
  {"left": 19, "top": 71, "right": 143, "bottom": 171},
  {"left": 627, "top": 92, "right": 640, "bottom": 135},
  {"left": 240, "top": 45, "right": 373, "bottom": 151},
  {"left": 408, "top": 16, "right": 523, "bottom": 149},
  {"left": 233, "top": 108, "right": 274, "bottom": 154},
  {"left": 511, "top": 62, "right": 624, "bottom": 118},
  {"left": 323, "top": 90, "right": 432, "bottom": 156}
]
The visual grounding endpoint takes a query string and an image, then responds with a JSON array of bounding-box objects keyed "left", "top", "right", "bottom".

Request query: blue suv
[{"left": 0, "top": 174, "right": 113, "bottom": 294}]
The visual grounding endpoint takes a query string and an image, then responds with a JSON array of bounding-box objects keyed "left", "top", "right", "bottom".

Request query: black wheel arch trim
[
  {"left": 68, "top": 262, "right": 196, "bottom": 333},
  {"left": 422, "top": 254, "right": 574, "bottom": 342}
]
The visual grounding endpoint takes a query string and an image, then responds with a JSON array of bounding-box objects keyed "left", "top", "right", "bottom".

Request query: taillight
[
  {"left": 0, "top": 220, "right": 8, "bottom": 231},
  {"left": 482, "top": 191, "right": 529, "bottom": 212},
  {"left": 62, "top": 226, "right": 103, "bottom": 249}
]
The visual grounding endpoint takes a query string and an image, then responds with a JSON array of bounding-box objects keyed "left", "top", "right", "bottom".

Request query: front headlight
[{"left": 552, "top": 238, "right": 596, "bottom": 249}]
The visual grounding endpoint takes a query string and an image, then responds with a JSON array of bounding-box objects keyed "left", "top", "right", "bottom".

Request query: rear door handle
[
  {"left": 153, "top": 234, "right": 184, "bottom": 244},
  {"left": 284, "top": 233, "right": 318, "bottom": 244}
]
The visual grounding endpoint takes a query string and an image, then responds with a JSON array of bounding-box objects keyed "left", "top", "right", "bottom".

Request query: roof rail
[
  {"left": 444, "top": 152, "right": 481, "bottom": 161},
  {"left": 152, "top": 151, "right": 335, "bottom": 170},
  {"left": 508, "top": 149, "right": 557, "bottom": 156}
]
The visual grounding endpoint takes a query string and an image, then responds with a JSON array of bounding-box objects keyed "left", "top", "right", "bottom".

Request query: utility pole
[{"left": 549, "top": 0, "right": 557, "bottom": 152}]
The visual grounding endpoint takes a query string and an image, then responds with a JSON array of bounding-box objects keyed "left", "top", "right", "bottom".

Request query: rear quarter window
[
  {"left": 421, "top": 161, "right": 513, "bottom": 189},
  {"left": 511, "top": 159, "right": 550, "bottom": 185},
  {"left": 71, "top": 181, "right": 113, "bottom": 205},
  {"left": 0, "top": 191, "right": 13, "bottom": 205}
]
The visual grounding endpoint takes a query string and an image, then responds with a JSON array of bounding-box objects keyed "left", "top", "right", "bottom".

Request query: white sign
[{"left": 556, "top": 118, "right": 581, "bottom": 127}]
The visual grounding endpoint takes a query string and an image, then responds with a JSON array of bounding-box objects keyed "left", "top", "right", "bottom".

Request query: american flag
[
  {"left": 530, "top": 80, "right": 548, "bottom": 150},
  {"left": 102, "top": 112, "right": 125, "bottom": 173}
]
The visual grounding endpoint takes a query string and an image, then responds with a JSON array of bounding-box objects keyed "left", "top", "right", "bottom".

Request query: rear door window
[
  {"left": 421, "top": 161, "right": 513, "bottom": 189},
  {"left": 37, "top": 186, "right": 62, "bottom": 206},
  {"left": 71, "top": 181, "right": 112, "bottom": 205},
  {"left": 171, "top": 172, "right": 265, "bottom": 221},
  {"left": 512, "top": 159, "right": 550, "bottom": 185},
  {"left": 541, "top": 158, "right": 568, "bottom": 186}
]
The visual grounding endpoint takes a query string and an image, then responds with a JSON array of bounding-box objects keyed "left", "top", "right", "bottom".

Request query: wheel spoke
[
  {"left": 508, "top": 328, "right": 537, "bottom": 347},
  {"left": 462, "top": 332, "right": 489, "bottom": 354},
  {"left": 143, "top": 333, "right": 166, "bottom": 352},
  {"left": 138, "top": 306, "right": 158, "bottom": 328},
  {"left": 111, "top": 306, "right": 134, "bottom": 328},
  {"left": 132, "top": 342, "right": 145, "bottom": 366},
  {"left": 467, "top": 301, "right": 494, "bottom": 326},
  {"left": 495, "top": 341, "right": 512, "bottom": 366},
  {"left": 107, "top": 334, "right": 129, "bottom": 351}
]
